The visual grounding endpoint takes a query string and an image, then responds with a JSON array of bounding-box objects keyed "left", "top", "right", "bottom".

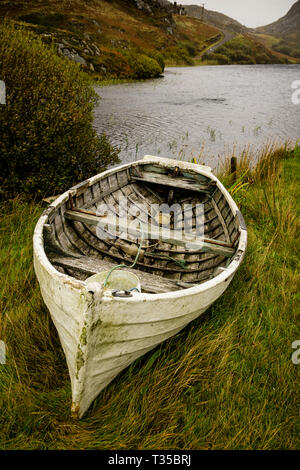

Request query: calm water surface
[{"left": 94, "top": 65, "right": 300, "bottom": 169}]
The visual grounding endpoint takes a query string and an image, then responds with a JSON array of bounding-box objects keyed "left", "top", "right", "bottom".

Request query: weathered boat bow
[{"left": 33, "top": 156, "right": 247, "bottom": 418}]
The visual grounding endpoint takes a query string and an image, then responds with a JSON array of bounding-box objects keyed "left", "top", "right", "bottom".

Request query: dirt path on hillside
[{"left": 204, "top": 29, "right": 235, "bottom": 56}]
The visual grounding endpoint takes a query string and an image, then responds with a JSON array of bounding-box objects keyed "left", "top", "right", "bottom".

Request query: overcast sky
[{"left": 179, "top": 0, "right": 296, "bottom": 28}]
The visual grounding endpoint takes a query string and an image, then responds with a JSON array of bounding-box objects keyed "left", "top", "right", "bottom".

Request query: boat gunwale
[{"left": 33, "top": 156, "right": 247, "bottom": 301}]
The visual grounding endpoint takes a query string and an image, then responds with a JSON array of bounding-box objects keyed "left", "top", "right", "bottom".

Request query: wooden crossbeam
[
  {"left": 49, "top": 255, "right": 194, "bottom": 294},
  {"left": 64, "top": 210, "right": 235, "bottom": 258},
  {"left": 130, "top": 170, "right": 215, "bottom": 194}
]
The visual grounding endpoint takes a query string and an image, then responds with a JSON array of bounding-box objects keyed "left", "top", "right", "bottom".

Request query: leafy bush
[
  {"left": 228, "top": 49, "right": 253, "bottom": 62},
  {"left": 182, "top": 42, "right": 197, "bottom": 57},
  {"left": 291, "top": 49, "right": 300, "bottom": 59},
  {"left": 163, "top": 45, "right": 193, "bottom": 65},
  {"left": 18, "top": 13, "right": 66, "bottom": 29},
  {"left": 93, "top": 48, "right": 163, "bottom": 79},
  {"left": 209, "top": 53, "right": 230, "bottom": 65},
  {"left": 93, "top": 48, "right": 134, "bottom": 78},
  {"left": 273, "top": 43, "right": 292, "bottom": 56},
  {"left": 125, "top": 51, "right": 162, "bottom": 79},
  {"left": 256, "top": 53, "right": 272, "bottom": 64},
  {"left": 0, "top": 21, "right": 120, "bottom": 199},
  {"left": 146, "top": 50, "right": 165, "bottom": 74}
]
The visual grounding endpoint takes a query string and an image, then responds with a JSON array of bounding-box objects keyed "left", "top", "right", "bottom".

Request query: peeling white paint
[{"left": 33, "top": 156, "right": 247, "bottom": 418}]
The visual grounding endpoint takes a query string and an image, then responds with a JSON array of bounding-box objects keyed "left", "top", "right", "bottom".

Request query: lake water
[{"left": 94, "top": 64, "right": 300, "bottom": 169}]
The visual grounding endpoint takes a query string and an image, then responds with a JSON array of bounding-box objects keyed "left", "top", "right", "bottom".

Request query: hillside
[
  {"left": 184, "top": 4, "right": 246, "bottom": 33},
  {"left": 182, "top": 3, "right": 291, "bottom": 65},
  {"left": 0, "top": 0, "right": 294, "bottom": 77},
  {"left": 254, "top": 0, "right": 300, "bottom": 59},
  {"left": 256, "top": 0, "right": 300, "bottom": 37},
  {"left": 0, "top": 0, "right": 221, "bottom": 79},
  {"left": 202, "top": 33, "right": 289, "bottom": 66}
]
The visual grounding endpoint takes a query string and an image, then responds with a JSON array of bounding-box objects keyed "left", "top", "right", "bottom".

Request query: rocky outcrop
[{"left": 41, "top": 32, "right": 101, "bottom": 71}]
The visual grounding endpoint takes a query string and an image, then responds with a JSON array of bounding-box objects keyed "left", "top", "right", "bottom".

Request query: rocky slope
[
  {"left": 254, "top": 0, "right": 300, "bottom": 58},
  {"left": 256, "top": 0, "right": 300, "bottom": 38},
  {"left": 0, "top": 0, "right": 220, "bottom": 78}
]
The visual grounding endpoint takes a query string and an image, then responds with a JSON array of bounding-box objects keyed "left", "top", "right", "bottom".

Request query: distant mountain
[
  {"left": 256, "top": 0, "right": 300, "bottom": 38},
  {"left": 183, "top": 4, "right": 246, "bottom": 33},
  {"left": 254, "top": 0, "right": 300, "bottom": 58}
]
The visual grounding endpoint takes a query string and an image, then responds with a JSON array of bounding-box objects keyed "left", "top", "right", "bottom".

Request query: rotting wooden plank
[
  {"left": 64, "top": 211, "right": 235, "bottom": 258},
  {"left": 211, "top": 197, "right": 231, "bottom": 244},
  {"left": 49, "top": 255, "right": 188, "bottom": 294},
  {"left": 142, "top": 164, "right": 211, "bottom": 184},
  {"left": 130, "top": 170, "right": 215, "bottom": 194},
  {"left": 70, "top": 220, "right": 226, "bottom": 275}
]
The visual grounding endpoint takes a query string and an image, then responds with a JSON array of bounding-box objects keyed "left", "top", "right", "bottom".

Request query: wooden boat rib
[{"left": 33, "top": 155, "right": 247, "bottom": 418}]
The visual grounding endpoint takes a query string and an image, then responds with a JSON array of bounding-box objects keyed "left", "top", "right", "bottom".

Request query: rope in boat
[{"left": 103, "top": 220, "right": 144, "bottom": 288}]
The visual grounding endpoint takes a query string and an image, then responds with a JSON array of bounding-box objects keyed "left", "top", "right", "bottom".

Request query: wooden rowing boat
[{"left": 33, "top": 155, "right": 247, "bottom": 418}]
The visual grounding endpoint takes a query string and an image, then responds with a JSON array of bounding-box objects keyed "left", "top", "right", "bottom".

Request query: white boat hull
[{"left": 33, "top": 156, "right": 247, "bottom": 418}]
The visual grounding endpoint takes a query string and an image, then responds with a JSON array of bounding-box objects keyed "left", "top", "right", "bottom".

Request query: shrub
[
  {"left": 291, "top": 49, "right": 300, "bottom": 59},
  {"left": 93, "top": 48, "right": 134, "bottom": 78},
  {"left": 182, "top": 42, "right": 197, "bottom": 57},
  {"left": 18, "top": 13, "right": 66, "bottom": 29},
  {"left": 146, "top": 50, "right": 165, "bottom": 74},
  {"left": 228, "top": 49, "right": 253, "bottom": 62},
  {"left": 209, "top": 53, "right": 230, "bottom": 65},
  {"left": 125, "top": 51, "right": 162, "bottom": 79},
  {"left": 255, "top": 53, "right": 272, "bottom": 64},
  {"left": 273, "top": 43, "right": 292, "bottom": 56},
  {"left": 163, "top": 45, "right": 193, "bottom": 65},
  {"left": 0, "top": 21, "right": 120, "bottom": 199}
]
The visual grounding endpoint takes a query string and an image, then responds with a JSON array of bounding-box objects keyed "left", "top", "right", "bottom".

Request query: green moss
[
  {"left": 80, "top": 327, "right": 87, "bottom": 347},
  {"left": 76, "top": 347, "right": 85, "bottom": 379}
]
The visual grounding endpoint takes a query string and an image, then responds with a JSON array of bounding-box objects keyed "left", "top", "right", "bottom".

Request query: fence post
[{"left": 231, "top": 156, "right": 237, "bottom": 182}]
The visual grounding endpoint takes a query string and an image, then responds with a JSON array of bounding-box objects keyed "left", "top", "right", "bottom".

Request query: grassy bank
[
  {"left": 0, "top": 144, "right": 299, "bottom": 450},
  {"left": 203, "top": 34, "right": 290, "bottom": 65}
]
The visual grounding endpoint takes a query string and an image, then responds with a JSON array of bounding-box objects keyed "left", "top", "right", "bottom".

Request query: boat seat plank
[
  {"left": 49, "top": 255, "right": 195, "bottom": 294},
  {"left": 130, "top": 170, "right": 215, "bottom": 194},
  {"left": 64, "top": 211, "right": 235, "bottom": 258}
]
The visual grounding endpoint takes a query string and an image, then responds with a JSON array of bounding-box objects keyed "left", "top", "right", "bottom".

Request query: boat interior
[{"left": 43, "top": 162, "right": 241, "bottom": 294}]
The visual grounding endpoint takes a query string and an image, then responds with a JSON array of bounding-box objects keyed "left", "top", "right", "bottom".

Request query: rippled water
[{"left": 94, "top": 64, "right": 300, "bottom": 169}]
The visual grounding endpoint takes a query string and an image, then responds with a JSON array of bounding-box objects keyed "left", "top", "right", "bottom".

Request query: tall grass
[{"left": 0, "top": 145, "right": 299, "bottom": 449}]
